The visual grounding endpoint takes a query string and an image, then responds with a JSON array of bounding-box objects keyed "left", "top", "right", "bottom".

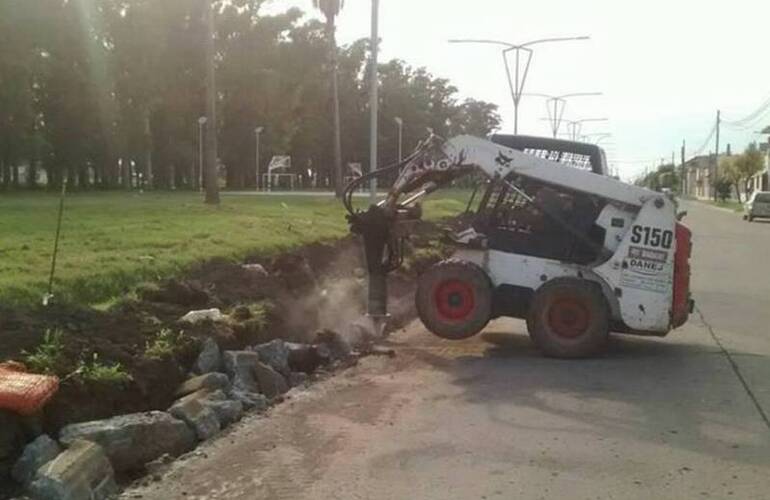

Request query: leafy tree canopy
[{"left": 0, "top": 0, "right": 500, "bottom": 191}]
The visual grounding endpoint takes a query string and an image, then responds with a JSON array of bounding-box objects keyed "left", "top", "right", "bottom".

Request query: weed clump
[
  {"left": 76, "top": 353, "right": 133, "bottom": 385},
  {"left": 227, "top": 300, "right": 274, "bottom": 343},
  {"left": 23, "top": 329, "right": 69, "bottom": 376},
  {"left": 402, "top": 243, "right": 451, "bottom": 275},
  {"left": 144, "top": 328, "right": 191, "bottom": 360}
]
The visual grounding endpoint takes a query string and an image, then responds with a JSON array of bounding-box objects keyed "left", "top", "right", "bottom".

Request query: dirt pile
[{"left": 0, "top": 221, "right": 451, "bottom": 436}]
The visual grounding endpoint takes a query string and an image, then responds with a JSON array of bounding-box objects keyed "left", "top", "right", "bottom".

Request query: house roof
[{"left": 683, "top": 153, "right": 729, "bottom": 171}]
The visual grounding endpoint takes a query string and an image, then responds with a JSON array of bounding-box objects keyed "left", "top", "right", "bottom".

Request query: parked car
[{"left": 744, "top": 191, "right": 770, "bottom": 222}]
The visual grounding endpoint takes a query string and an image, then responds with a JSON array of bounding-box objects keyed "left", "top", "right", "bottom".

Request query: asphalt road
[{"left": 124, "top": 201, "right": 770, "bottom": 500}]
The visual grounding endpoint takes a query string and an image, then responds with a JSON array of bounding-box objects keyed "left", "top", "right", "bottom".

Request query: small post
[
  {"left": 255, "top": 127, "right": 263, "bottom": 190},
  {"left": 45, "top": 178, "right": 68, "bottom": 306}
]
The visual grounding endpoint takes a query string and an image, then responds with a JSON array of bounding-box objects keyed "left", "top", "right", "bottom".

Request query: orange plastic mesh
[{"left": 0, "top": 362, "right": 59, "bottom": 416}]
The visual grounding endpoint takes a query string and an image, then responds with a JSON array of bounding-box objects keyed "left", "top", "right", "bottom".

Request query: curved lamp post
[
  {"left": 449, "top": 36, "right": 590, "bottom": 134},
  {"left": 525, "top": 92, "right": 602, "bottom": 138}
]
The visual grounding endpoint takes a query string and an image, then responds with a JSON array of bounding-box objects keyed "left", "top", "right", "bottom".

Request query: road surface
[{"left": 123, "top": 201, "right": 770, "bottom": 500}]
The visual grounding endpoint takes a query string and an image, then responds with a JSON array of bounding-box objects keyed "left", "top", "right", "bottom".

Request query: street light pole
[
  {"left": 197, "top": 116, "right": 207, "bottom": 191},
  {"left": 449, "top": 36, "right": 590, "bottom": 134},
  {"left": 563, "top": 118, "right": 608, "bottom": 141},
  {"left": 254, "top": 126, "right": 263, "bottom": 190},
  {"left": 394, "top": 117, "right": 403, "bottom": 162},
  {"left": 369, "top": 0, "right": 380, "bottom": 202},
  {"left": 580, "top": 132, "right": 612, "bottom": 145},
  {"left": 525, "top": 92, "right": 602, "bottom": 138}
]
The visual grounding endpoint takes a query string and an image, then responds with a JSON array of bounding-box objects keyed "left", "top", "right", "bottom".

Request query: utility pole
[
  {"left": 369, "top": 0, "right": 379, "bottom": 202},
  {"left": 681, "top": 139, "right": 686, "bottom": 196},
  {"left": 713, "top": 109, "right": 721, "bottom": 201},
  {"left": 203, "top": 0, "right": 220, "bottom": 205}
]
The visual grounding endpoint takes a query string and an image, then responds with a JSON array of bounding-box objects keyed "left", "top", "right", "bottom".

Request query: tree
[
  {"left": 313, "top": 0, "right": 344, "bottom": 197},
  {"left": 713, "top": 176, "right": 732, "bottom": 202},
  {"left": 720, "top": 156, "right": 743, "bottom": 202},
  {"left": 452, "top": 99, "right": 502, "bottom": 137},
  {"left": 734, "top": 143, "right": 765, "bottom": 198},
  {"left": 0, "top": 1, "right": 500, "bottom": 194},
  {"left": 0, "top": 2, "right": 36, "bottom": 188},
  {"left": 655, "top": 164, "right": 680, "bottom": 192},
  {"left": 635, "top": 163, "right": 679, "bottom": 193},
  {"left": 202, "top": 0, "right": 220, "bottom": 204}
]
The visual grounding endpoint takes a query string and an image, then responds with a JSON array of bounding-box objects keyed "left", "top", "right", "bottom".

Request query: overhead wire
[
  {"left": 722, "top": 93, "right": 770, "bottom": 130},
  {"left": 689, "top": 122, "right": 717, "bottom": 159}
]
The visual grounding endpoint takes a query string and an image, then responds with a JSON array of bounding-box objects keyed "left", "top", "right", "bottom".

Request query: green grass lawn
[{"left": 0, "top": 191, "right": 471, "bottom": 307}]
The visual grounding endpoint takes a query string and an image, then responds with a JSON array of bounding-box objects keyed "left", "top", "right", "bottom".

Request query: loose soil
[{"left": 0, "top": 220, "right": 451, "bottom": 434}]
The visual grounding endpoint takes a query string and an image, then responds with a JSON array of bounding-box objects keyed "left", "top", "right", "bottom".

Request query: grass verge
[
  {"left": 701, "top": 199, "right": 744, "bottom": 212},
  {"left": 0, "top": 190, "right": 471, "bottom": 307}
]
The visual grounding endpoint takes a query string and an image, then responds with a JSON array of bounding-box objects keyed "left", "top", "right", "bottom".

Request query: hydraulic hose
[{"left": 342, "top": 138, "right": 434, "bottom": 216}]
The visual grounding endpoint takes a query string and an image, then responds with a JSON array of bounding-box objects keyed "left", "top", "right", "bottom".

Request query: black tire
[
  {"left": 748, "top": 215, "right": 754, "bottom": 222},
  {"left": 416, "top": 259, "right": 492, "bottom": 340},
  {"left": 526, "top": 278, "right": 609, "bottom": 358}
]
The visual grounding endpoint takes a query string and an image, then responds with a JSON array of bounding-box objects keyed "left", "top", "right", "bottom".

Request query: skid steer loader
[{"left": 343, "top": 134, "right": 693, "bottom": 358}]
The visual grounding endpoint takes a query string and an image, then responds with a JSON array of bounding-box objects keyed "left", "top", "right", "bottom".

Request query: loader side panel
[{"left": 594, "top": 198, "right": 677, "bottom": 333}]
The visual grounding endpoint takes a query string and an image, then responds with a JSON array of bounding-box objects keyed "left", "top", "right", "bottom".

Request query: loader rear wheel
[
  {"left": 527, "top": 279, "right": 609, "bottom": 358},
  {"left": 416, "top": 259, "right": 492, "bottom": 340}
]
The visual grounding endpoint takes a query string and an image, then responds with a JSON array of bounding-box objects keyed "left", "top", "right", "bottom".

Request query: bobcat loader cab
[{"left": 344, "top": 134, "right": 693, "bottom": 358}]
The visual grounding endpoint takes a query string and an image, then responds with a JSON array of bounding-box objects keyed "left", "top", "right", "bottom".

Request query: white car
[{"left": 745, "top": 191, "right": 770, "bottom": 222}]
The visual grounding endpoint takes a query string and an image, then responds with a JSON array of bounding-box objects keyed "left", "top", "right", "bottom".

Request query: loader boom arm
[{"left": 386, "top": 135, "right": 656, "bottom": 211}]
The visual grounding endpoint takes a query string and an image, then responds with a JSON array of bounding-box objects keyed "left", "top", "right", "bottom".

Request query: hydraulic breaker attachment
[
  {"left": 348, "top": 205, "right": 395, "bottom": 331},
  {"left": 347, "top": 204, "right": 421, "bottom": 335},
  {"left": 342, "top": 135, "right": 470, "bottom": 334}
]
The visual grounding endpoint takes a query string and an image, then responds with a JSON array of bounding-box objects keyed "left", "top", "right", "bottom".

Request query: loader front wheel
[
  {"left": 527, "top": 279, "right": 609, "bottom": 358},
  {"left": 416, "top": 259, "right": 492, "bottom": 340}
]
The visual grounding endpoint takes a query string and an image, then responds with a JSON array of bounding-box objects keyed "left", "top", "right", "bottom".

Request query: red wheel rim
[
  {"left": 434, "top": 279, "right": 476, "bottom": 321},
  {"left": 547, "top": 297, "right": 590, "bottom": 338}
]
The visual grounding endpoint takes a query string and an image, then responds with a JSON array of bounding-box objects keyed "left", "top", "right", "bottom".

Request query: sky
[{"left": 268, "top": 0, "right": 770, "bottom": 180}]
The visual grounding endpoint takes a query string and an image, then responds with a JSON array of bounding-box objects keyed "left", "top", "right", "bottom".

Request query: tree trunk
[
  {"left": 27, "top": 160, "right": 38, "bottom": 189},
  {"left": 67, "top": 166, "right": 77, "bottom": 189},
  {"left": 203, "top": 0, "right": 220, "bottom": 204},
  {"left": 327, "top": 19, "right": 343, "bottom": 198},
  {"left": 0, "top": 159, "right": 8, "bottom": 189},
  {"left": 734, "top": 183, "right": 742, "bottom": 203},
  {"left": 78, "top": 165, "right": 89, "bottom": 189},
  {"left": 144, "top": 111, "right": 153, "bottom": 190}
]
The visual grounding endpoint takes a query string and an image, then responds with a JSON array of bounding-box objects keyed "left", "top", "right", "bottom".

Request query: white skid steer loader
[{"left": 343, "top": 135, "right": 693, "bottom": 358}]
